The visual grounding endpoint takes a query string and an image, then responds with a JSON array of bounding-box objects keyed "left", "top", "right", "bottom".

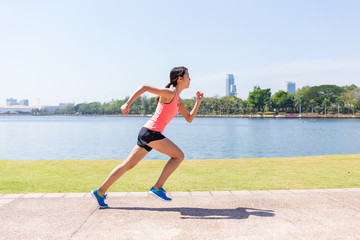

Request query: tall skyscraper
[
  {"left": 19, "top": 99, "right": 29, "bottom": 106},
  {"left": 6, "top": 98, "right": 18, "bottom": 106},
  {"left": 226, "top": 74, "right": 237, "bottom": 97},
  {"left": 282, "top": 82, "right": 296, "bottom": 94}
]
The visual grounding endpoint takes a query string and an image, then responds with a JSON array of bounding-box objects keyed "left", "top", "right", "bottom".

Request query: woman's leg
[
  {"left": 97, "top": 145, "right": 148, "bottom": 196},
  {"left": 147, "top": 138, "right": 184, "bottom": 189}
]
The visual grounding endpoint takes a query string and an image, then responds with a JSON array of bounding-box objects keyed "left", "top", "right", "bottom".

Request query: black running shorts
[{"left": 137, "top": 127, "right": 166, "bottom": 152}]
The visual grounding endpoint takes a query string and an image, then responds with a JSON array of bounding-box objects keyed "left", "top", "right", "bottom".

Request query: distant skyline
[{"left": 1, "top": 0, "right": 359, "bottom": 106}]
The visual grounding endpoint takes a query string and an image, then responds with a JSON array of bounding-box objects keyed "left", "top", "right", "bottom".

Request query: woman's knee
[{"left": 174, "top": 150, "right": 185, "bottom": 162}]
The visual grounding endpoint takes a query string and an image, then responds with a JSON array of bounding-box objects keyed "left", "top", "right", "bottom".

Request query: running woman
[{"left": 91, "top": 66, "right": 204, "bottom": 208}]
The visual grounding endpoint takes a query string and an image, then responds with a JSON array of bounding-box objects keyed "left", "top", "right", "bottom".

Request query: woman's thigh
[{"left": 147, "top": 138, "right": 184, "bottom": 159}]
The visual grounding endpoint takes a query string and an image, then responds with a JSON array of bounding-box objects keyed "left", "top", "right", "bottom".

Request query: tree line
[{"left": 46, "top": 84, "right": 360, "bottom": 115}]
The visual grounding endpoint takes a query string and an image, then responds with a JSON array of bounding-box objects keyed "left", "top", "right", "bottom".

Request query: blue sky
[{"left": 1, "top": 0, "right": 359, "bottom": 106}]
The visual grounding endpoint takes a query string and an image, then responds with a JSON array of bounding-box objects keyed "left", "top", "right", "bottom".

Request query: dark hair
[
  {"left": 166, "top": 66, "right": 188, "bottom": 88},
  {"left": 156, "top": 66, "right": 188, "bottom": 102}
]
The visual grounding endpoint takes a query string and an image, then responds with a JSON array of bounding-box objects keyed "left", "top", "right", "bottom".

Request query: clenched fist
[{"left": 196, "top": 91, "right": 204, "bottom": 102}]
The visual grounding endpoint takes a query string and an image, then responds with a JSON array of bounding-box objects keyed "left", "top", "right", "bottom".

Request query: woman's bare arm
[
  {"left": 178, "top": 91, "right": 204, "bottom": 123},
  {"left": 121, "top": 84, "right": 175, "bottom": 115}
]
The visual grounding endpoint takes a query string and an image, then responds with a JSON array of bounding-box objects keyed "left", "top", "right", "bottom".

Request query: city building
[
  {"left": 282, "top": 82, "right": 296, "bottom": 94},
  {"left": 226, "top": 74, "right": 237, "bottom": 97},
  {"left": 19, "top": 99, "right": 29, "bottom": 106},
  {"left": 6, "top": 98, "right": 29, "bottom": 106},
  {"left": 6, "top": 98, "right": 18, "bottom": 106}
]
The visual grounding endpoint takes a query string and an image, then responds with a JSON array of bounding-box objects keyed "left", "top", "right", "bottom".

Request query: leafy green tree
[
  {"left": 220, "top": 96, "right": 238, "bottom": 114},
  {"left": 272, "top": 90, "right": 293, "bottom": 113},
  {"left": 141, "top": 96, "right": 150, "bottom": 114},
  {"left": 340, "top": 85, "right": 360, "bottom": 114},
  {"left": 182, "top": 98, "right": 195, "bottom": 113},
  {"left": 61, "top": 105, "right": 76, "bottom": 114},
  {"left": 103, "top": 102, "right": 112, "bottom": 115},
  {"left": 355, "top": 92, "right": 360, "bottom": 113},
  {"left": 342, "top": 84, "right": 359, "bottom": 92},
  {"left": 147, "top": 97, "right": 157, "bottom": 114},
  {"left": 303, "top": 85, "right": 343, "bottom": 112},
  {"left": 88, "top": 102, "right": 102, "bottom": 114},
  {"left": 248, "top": 86, "right": 271, "bottom": 113},
  {"left": 129, "top": 97, "right": 143, "bottom": 114},
  {"left": 75, "top": 103, "right": 89, "bottom": 114},
  {"left": 238, "top": 99, "right": 247, "bottom": 114},
  {"left": 203, "top": 97, "right": 218, "bottom": 115},
  {"left": 103, "top": 99, "right": 125, "bottom": 115},
  {"left": 295, "top": 86, "right": 311, "bottom": 112},
  {"left": 351, "top": 99, "right": 358, "bottom": 114}
]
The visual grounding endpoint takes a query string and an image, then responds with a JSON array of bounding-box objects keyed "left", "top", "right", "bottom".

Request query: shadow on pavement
[{"left": 106, "top": 207, "right": 275, "bottom": 220}]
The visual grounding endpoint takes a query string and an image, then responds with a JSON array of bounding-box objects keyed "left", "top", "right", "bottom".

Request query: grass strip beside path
[{"left": 1, "top": 154, "right": 359, "bottom": 194}]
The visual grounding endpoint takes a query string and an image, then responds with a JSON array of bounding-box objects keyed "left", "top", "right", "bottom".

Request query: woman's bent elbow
[
  {"left": 140, "top": 84, "right": 148, "bottom": 91},
  {"left": 188, "top": 115, "right": 196, "bottom": 123}
]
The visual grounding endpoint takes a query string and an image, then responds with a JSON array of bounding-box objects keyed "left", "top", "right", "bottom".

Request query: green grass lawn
[{"left": 1, "top": 154, "right": 359, "bottom": 194}]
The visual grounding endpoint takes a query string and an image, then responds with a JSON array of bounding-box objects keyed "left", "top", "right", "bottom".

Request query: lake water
[{"left": 0, "top": 116, "right": 359, "bottom": 160}]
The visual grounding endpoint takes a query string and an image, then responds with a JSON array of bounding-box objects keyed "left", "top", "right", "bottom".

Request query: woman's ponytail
[{"left": 165, "top": 82, "right": 173, "bottom": 88}]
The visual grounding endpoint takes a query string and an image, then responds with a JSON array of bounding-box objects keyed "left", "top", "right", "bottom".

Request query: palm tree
[
  {"left": 294, "top": 94, "right": 303, "bottom": 115},
  {"left": 323, "top": 98, "right": 328, "bottom": 115},
  {"left": 351, "top": 99, "right": 358, "bottom": 114},
  {"left": 310, "top": 99, "right": 316, "bottom": 115},
  {"left": 335, "top": 98, "right": 343, "bottom": 115}
]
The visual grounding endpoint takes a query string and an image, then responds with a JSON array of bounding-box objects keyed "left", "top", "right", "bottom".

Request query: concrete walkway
[{"left": 1, "top": 188, "right": 360, "bottom": 240}]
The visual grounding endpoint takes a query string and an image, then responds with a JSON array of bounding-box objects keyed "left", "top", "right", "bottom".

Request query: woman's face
[{"left": 180, "top": 70, "right": 191, "bottom": 89}]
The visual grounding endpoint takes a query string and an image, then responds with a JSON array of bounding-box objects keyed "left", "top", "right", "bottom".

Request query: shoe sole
[
  {"left": 148, "top": 191, "right": 172, "bottom": 202},
  {"left": 90, "top": 191, "right": 109, "bottom": 208}
]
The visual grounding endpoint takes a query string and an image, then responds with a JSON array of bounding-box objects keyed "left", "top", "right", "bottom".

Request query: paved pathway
[{"left": 1, "top": 188, "right": 360, "bottom": 240}]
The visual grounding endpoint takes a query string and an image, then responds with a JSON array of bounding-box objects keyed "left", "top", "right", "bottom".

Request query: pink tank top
[{"left": 144, "top": 89, "right": 179, "bottom": 133}]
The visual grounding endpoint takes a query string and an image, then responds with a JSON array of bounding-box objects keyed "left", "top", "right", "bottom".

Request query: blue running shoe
[
  {"left": 149, "top": 186, "right": 172, "bottom": 201},
  {"left": 91, "top": 189, "right": 109, "bottom": 208}
]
